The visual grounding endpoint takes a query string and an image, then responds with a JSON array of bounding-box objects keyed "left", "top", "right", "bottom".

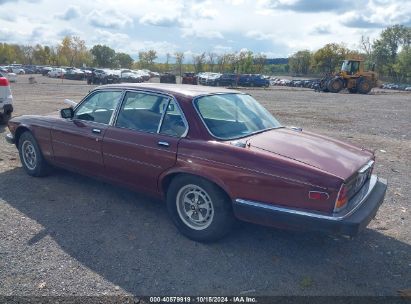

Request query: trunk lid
[{"left": 247, "top": 128, "right": 373, "bottom": 180}]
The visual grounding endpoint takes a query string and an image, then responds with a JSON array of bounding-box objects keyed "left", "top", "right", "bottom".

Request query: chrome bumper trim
[{"left": 235, "top": 175, "right": 382, "bottom": 222}]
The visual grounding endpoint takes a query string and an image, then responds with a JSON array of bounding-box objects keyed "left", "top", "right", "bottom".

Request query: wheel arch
[
  {"left": 159, "top": 169, "right": 233, "bottom": 202},
  {"left": 14, "top": 125, "right": 33, "bottom": 147}
]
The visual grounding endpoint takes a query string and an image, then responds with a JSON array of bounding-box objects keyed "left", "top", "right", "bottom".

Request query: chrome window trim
[
  {"left": 112, "top": 88, "right": 189, "bottom": 138},
  {"left": 235, "top": 175, "right": 381, "bottom": 221},
  {"left": 191, "top": 92, "right": 282, "bottom": 141}
]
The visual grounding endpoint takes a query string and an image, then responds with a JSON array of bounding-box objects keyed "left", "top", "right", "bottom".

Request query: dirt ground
[{"left": 0, "top": 74, "right": 410, "bottom": 297}]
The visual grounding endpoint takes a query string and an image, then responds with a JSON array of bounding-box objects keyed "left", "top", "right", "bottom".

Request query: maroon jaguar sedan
[{"left": 5, "top": 84, "right": 387, "bottom": 241}]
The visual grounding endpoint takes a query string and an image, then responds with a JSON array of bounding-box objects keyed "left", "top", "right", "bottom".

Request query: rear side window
[
  {"left": 116, "top": 91, "right": 169, "bottom": 133},
  {"left": 159, "top": 100, "right": 186, "bottom": 137}
]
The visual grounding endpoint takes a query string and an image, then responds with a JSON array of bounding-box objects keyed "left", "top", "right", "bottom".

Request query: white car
[
  {"left": 8, "top": 65, "right": 25, "bottom": 74},
  {"left": 0, "top": 72, "right": 13, "bottom": 124},
  {"left": 48, "top": 68, "right": 66, "bottom": 78}
]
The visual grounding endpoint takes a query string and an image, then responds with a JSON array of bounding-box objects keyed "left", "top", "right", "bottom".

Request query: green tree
[
  {"left": 175, "top": 52, "right": 184, "bottom": 76},
  {"left": 193, "top": 52, "right": 206, "bottom": 73},
  {"left": 312, "top": 43, "right": 354, "bottom": 73},
  {"left": 289, "top": 50, "right": 312, "bottom": 75},
  {"left": 372, "top": 25, "right": 411, "bottom": 79},
  {"left": 393, "top": 46, "right": 411, "bottom": 82},
  {"left": 114, "top": 52, "right": 134, "bottom": 68},
  {"left": 138, "top": 50, "right": 157, "bottom": 69},
  {"left": 91, "top": 44, "right": 116, "bottom": 67}
]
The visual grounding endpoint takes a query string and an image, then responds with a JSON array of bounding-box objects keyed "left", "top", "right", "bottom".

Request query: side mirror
[{"left": 60, "top": 107, "right": 74, "bottom": 119}]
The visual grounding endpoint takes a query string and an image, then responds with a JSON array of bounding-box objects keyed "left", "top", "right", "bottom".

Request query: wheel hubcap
[
  {"left": 176, "top": 184, "right": 214, "bottom": 230},
  {"left": 22, "top": 140, "right": 37, "bottom": 170}
]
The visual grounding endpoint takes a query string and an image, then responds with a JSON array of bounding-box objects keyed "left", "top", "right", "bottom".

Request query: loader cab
[{"left": 341, "top": 60, "right": 361, "bottom": 75}]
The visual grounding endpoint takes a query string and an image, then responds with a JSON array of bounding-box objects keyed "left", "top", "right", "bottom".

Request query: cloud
[
  {"left": 245, "top": 30, "right": 273, "bottom": 40},
  {"left": 0, "top": 0, "right": 40, "bottom": 4},
  {"left": 0, "top": 14, "right": 16, "bottom": 21},
  {"left": 58, "top": 28, "right": 80, "bottom": 37},
  {"left": 342, "top": 15, "right": 384, "bottom": 28},
  {"left": 55, "top": 6, "right": 80, "bottom": 21},
  {"left": 182, "top": 28, "right": 224, "bottom": 39},
  {"left": 310, "top": 25, "right": 332, "bottom": 35},
  {"left": 261, "top": 0, "right": 365, "bottom": 13},
  {"left": 139, "top": 14, "right": 183, "bottom": 27},
  {"left": 87, "top": 9, "right": 133, "bottom": 29},
  {"left": 91, "top": 29, "right": 130, "bottom": 46}
]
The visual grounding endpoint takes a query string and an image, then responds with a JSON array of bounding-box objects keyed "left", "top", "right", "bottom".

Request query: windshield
[
  {"left": 341, "top": 60, "right": 350, "bottom": 72},
  {"left": 194, "top": 93, "right": 282, "bottom": 140}
]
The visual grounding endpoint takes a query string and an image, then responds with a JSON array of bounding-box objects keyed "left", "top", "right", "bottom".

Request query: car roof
[{"left": 97, "top": 83, "right": 241, "bottom": 98}]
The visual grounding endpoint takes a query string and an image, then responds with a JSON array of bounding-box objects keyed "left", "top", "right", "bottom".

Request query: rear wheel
[
  {"left": 327, "top": 78, "right": 344, "bottom": 93},
  {"left": 357, "top": 78, "right": 372, "bottom": 94},
  {"left": 166, "top": 175, "right": 235, "bottom": 242},
  {"left": 18, "top": 132, "right": 50, "bottom": 177}
]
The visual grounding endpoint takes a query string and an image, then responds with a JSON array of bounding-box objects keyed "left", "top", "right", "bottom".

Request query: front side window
[
  {"left": 195, "top": 93, "right": 281, "bottom": 140},
  {"left": 74, "top": 90, "right": 123, "bottom": 124}
]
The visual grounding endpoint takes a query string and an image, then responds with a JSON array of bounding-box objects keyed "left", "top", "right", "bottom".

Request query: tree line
[
  {"left": 288, "top": 25, "right": 410, "bottom": 82},
  {"left": 0, "top": 24, "right": 409, "bottom": 82}
]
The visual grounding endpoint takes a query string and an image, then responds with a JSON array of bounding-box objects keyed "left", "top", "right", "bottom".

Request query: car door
[
  {"left": 51, "top": 90, "right": 123, "bottom": 177},
  {"left": 102, "top": 91, "right": 188, "bottom": 195}
]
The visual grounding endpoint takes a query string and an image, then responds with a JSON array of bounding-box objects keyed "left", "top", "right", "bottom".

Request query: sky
[{"left": 0, "top": 0, "right": 410, "bottom": 62}]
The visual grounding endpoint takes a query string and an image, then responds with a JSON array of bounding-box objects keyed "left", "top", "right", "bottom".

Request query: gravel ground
[{"left": 0, "top": 75, "right": 410, "bottom": 297}]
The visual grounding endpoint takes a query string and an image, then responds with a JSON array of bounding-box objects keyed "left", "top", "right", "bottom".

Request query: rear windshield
[{"left": 194, "top": 93, "right": 281, "bottom": 140}]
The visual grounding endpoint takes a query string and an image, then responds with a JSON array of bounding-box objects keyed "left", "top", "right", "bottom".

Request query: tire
[
  {"left": 357, "top": 78, "right": 372, "bottom": 94},
  {"left": 0, "top": 113, "right": 11, "bottom": 125},
  {"left": 327, "top": 77, "right": 344, "bottom": 93},
  {"left": 18, "top": 132, "right": 50, "bottom": 177},
  {"left": 166, "top": 175, "right": 235, "bottom": 242}
]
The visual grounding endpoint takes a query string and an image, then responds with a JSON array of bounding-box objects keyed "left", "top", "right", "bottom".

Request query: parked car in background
[
  {"left": 120, "top": 70, "right": 143, "bottom": 83},
  {"left": 160, "top": 73, "right": 176, "bottom": 84},
  {"left": 48, "top": 68, "right": 66, "bottom": 78},
  {"left": 65, "top": 68, "right": 86, "bottom": 80},
  {"left": 0, "top": 72, "right": 13, "bottom": 124},
  {"left": 40, "top": 67, "right": 53, "bottom": 76},
  {"left": 215, "top": 73, "right": 237, "bottom": 86},
  {"left": 0, "top": 68, "right": 17, "bottom": 83},
  {"left": 182, "top": 72, "right": 198, "bottom": 85},
  {"left": 10, "top": 65, "right": 25, "bottom": 75},
  {"left": 5, "top": 83, "right": 387, "bottom": 242},
  {"left": 87, "top": 69, "right": 120, "bottom": 85},
  {"left": 238, "top": 74, "right": 269, "bottom": 87}
]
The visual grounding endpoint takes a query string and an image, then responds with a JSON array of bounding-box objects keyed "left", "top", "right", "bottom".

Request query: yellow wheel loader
[{"left": 319, "top": 59, "right": 378, "bottom": 94}]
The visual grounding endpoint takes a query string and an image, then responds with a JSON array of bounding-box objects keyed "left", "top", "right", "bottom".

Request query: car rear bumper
[
  {"left": 0, "top": 104, "right": 13, "bottom": 114},
  {"left": 233, "top": 175, "right": 387, "bottom": 237}
]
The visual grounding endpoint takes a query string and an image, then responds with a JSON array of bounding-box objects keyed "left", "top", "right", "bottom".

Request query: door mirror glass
[{"left": 60, "top": 107, "right": 74, "bottom": 119}]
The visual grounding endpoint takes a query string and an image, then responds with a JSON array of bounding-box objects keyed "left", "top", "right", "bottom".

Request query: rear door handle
[
  {"left": 92, "top": 128, "right": 101, "bottom": 134},
  {"left": 158, "top": 141, "right": 170, "bottom": 147}
]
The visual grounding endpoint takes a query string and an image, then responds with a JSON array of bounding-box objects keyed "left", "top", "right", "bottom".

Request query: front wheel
[
  {"left": 166, "top": 175, "right": 235, "bottom": 242},
  {"left": 18, "top": 132, "right": 50, "bottom": 177}
]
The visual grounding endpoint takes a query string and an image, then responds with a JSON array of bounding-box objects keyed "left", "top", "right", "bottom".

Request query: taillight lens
[
  {"left": 0, "top": 77, "right": 9, "bottom": 86},
  {"left": 334, "top": 184, "right": 348, "bottom": 212}
]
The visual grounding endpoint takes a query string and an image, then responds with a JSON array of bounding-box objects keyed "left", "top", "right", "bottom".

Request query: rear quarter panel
[{"left": 167, "top": 139, "right": 342, "bottom": 214}]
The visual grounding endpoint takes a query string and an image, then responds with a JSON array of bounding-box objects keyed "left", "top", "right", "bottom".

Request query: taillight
[
  {"left": 334, "top": 184, "right": 348, "bottom": 212},
  {"left": 0, "top": 77, "right": 9, "bottom": 86},
  {"left": 309, "top": 191, "right": 329, "bottom": 201}
]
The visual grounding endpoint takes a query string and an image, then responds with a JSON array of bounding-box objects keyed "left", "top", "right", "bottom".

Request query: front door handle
[
  {"left": 92, "top": 128, "right": 101, "bottom": 134},
  {"left": 158, "top": 141, "right": 170, "bottom": 147}
]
